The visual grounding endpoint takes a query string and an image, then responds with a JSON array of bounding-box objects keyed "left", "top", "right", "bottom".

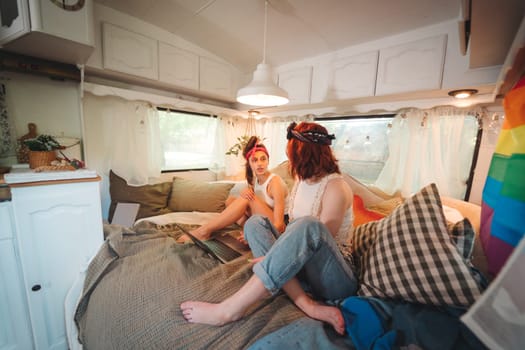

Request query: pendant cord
[{"left": 262, "top": 0, "right": 268, "bottom": 64}]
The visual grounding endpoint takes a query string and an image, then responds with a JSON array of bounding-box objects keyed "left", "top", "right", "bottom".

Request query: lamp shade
[{"left": 236, "top": 63, "right": 289, "bottom": 107}]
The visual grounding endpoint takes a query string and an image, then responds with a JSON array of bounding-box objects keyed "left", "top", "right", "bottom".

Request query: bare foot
[
  {"left": 176, "top": 226, "right": 211, "bottom": 243},
  {"left": 180, "top": 301, "right": 242, "bottom": 326},
  {"left": 302, "top": 301, "right": 346, "bottom": 335},
  {"left": 190, "top": 226, "right": 212, "bottom": 240}
]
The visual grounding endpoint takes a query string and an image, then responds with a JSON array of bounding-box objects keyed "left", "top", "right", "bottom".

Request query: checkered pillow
[
  {"left": 357, "top": 183, "right": 483, "bottom": 307},
  {"left": 449, "top": 218, "right": 476, "bottom": 261}
]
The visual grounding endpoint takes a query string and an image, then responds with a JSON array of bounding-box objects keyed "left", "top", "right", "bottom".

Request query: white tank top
[
  {"left": 288, "top": 173, "right": 353, "bottom": 245},
  {"left": 254, "top": 173, "right": 277, "bottom": 208}
]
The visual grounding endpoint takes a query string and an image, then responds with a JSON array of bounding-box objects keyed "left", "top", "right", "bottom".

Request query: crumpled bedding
[{"left": 74, "top": 222, "right": 305, "bottom": 350}]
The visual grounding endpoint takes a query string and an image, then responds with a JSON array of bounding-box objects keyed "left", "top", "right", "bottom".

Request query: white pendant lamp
[{"left": 236, "top": 0, "right": 289, "bottom": 107}]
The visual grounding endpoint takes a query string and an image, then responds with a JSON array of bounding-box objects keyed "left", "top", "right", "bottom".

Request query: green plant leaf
[{"left": 23, "top": 135, "right": 63, "bottom": 151}]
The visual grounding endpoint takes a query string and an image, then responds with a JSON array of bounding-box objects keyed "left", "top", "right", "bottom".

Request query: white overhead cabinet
[
  {"left": 0, "top": 0, "right": 95, "bottom": 64},
  {"left": 327, "top": 51, "right": 379, "bottom": 100},
  {"left": 102, "top": 22, "right": 159, "bottom": 80},
  {"left": 376, "top": 35, "right": 447, "bottom": 95},
  {"left": 159, "top": 42, "right": 199, "bottom": 90},
  {"left": 1, "top": 174, "right": 104, "bottom": 349},
  {"left": 278, "top": 66, "right": 313, "bottom": 105},
  {"left": 199, "top": 56, "right": 234, "bottom": 99}
]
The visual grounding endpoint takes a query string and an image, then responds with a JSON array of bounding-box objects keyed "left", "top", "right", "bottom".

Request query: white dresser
[{"left": 1, "top": 170, "right": 104, "bottom": 350}]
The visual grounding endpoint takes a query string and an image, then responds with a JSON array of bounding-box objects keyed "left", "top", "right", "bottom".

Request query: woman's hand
[{"left": 240, "top": 186, "right": 255, "bottom": 201}]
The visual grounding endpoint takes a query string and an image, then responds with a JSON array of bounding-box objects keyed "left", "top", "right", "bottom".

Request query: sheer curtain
[
  {"left": 83, "top": 93, "right": 163, "bottom": 185},
  {"left": 216, "top": 114, "right": 313, "bottom": 178},
  {"left": 374, "top": 107, "right": 479, "bottom": 199},
  {"left": 259, "top": 115, "right": 314, "bottom": 168}
]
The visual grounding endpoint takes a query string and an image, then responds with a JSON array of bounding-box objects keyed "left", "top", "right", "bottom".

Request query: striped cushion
[{"left": 357, "top": 183, "right": 483, "bottom": 307}]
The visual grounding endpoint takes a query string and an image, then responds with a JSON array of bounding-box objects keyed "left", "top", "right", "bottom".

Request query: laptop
[
  {"left": 174, "top": 223, "right": 249, "bottom": 264},
  {"left": 111, "top": 202, "right": 140, "bottom": 227}
]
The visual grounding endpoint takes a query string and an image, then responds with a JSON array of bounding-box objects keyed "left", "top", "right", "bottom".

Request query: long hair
[
  {"left": 242, "top": 136, "right": 268, "bottom": 186},
  {"left": 287, "top": 122, "right": 340, "bottom": 180}
]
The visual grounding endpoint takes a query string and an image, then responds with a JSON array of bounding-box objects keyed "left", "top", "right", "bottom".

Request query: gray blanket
[{"left": 74, "top": 222, "right": 305, "bottom": 350}]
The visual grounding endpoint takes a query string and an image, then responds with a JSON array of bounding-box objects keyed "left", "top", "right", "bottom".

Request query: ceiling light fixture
[
  {"left": 448, "top": 89, "right": 478, "bottom": 99},
  {"left": 236, "top": 0, "right": 289, "bottom": 107}
]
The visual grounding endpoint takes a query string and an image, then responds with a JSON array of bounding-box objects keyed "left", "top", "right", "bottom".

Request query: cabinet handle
[{"left": 31, "top": 284, "right": 41, "bottom": 292}]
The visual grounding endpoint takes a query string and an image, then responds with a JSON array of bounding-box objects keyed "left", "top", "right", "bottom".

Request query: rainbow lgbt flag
[{"left": 480, "top": 76, "right": 525, "bottom": 277}]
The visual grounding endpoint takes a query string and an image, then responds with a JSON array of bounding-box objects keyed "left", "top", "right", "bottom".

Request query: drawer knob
[{"left": 31, "top": 284, "right": 41, "bottom": 292}]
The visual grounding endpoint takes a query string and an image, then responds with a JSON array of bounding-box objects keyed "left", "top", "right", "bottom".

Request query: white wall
[{"left": 0, "top": 72, "right": 83, "bottom": 166}]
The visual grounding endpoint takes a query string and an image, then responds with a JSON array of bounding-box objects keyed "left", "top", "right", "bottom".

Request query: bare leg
[
  {"left": 181, "top": 274, "right": 270, "bottom": 325},
  {"left": 190, "top": 196, "right": 274, "bottom": 240},
  {"left": 282, "top": 278, "right": 345, "bottom": 335},
  {"left": 190, "top": 197, "right": 251, "bottom": 240}
]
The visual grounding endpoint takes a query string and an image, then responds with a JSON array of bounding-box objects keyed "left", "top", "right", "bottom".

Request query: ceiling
[{"left": 93, "top": 0, "right": 524, "bottom": 75}]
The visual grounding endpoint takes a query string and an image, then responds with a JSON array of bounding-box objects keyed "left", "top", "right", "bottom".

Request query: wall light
[
  {"left": 236, "top": 0, "right": 289, "bottom": 107},
  {"left": 448, "top": 89, "right": 478, "bottom": 99}
]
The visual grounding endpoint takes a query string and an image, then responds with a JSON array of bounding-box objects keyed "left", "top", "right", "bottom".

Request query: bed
[{"left": 70, "top": 165, "right": 490, "bottom": 349}]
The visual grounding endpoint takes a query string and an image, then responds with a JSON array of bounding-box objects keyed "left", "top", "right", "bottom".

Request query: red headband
[{"left": 245, "top": 146, "right": 269, "bottom": 160}]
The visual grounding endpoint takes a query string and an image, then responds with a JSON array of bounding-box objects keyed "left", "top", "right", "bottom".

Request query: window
[
  {"left": 318, "top": 111, "right": 481, "bottom": 200},
  {"left": 317, "top": 116, "right": 394, "bottom": 184},
  {"left": 158, "top": 109, "right": 218, "bottom": 171}
]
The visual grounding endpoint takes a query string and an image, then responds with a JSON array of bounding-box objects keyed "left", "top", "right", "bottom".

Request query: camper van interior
[{"left": 0, "top": 0, "right": 524, "bottom": 349}]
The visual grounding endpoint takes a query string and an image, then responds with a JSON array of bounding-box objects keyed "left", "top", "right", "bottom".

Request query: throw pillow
[
  {"left": 108, "top": 170, "right": 172, "bottom": 221},
  {"left": 168, "top": 177, "right": 234, "bottom": 213},
  {"left": 270, "top": 161, "right": 295, "bottom": 192},
  {"left": 448, "top": 218, "right": 476, "bottom": 261},
  {"left": 353, "top": 194, "right": 385, "bottom": 227},
  {"left": 357, "top": 183, "right": 483, "bottom": 308}
]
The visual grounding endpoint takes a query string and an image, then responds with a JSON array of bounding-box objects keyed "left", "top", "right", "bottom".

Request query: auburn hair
[
  {"left": 287, "top": 122, "right": 340, "bottom": 180},
  {"left": 243, "top": 136, "right": 268, "bottom": 186}
]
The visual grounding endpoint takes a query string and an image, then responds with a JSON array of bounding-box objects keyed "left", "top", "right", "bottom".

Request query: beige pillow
[
  {"left": 109, "top": 170, "right": 172, "bottom": 220},
  {"left": 168, "top": 177, "right": 234, "bottom": 213},
  {"left": 270, "top": 160, "right": 295, "bottom": 192}
]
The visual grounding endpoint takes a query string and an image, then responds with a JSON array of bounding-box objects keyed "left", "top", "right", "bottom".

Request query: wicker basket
[{"left": 29, "top": 151, "right": 57, "bottom": 169}]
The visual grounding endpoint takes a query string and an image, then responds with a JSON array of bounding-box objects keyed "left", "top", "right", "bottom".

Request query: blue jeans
[{"left": 244, "top": 215, "right": 358, "bottom": 301}]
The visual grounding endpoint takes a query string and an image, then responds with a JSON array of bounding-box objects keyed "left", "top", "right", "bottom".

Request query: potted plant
[
  {"left": 23, "top": 134, "right": 63, "bottom": 169},
  {"left": 225, "top": 135, "right": 267, "bottom": 157}
]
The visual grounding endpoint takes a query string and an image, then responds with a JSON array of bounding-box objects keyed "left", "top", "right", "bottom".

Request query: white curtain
[
  {"left": 374, "top": 107, "right": 479, "bottom": 199},
  {"left": 259, "top": 115, "right": 314, "bottom": 168},
  {"left": 217, "top": 114, "right": 313, "bottom": 177},
  {"left": 83, "top": 93, "right": 163, "bottom": 185}
]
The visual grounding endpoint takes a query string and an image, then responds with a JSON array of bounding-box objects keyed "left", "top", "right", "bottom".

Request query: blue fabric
[
  {"left": 245, "top": 215, "right": 358, "bottom": 300},
  {"left": 340, "top": 297, "right": 396, "bottom": 350},
  {"left": 247, "top": 317, "right": 355, "bottom": 350}
]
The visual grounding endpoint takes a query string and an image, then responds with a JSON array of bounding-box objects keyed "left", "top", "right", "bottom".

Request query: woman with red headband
[
  {"left": 187, "top": 136, "right": 288, "bottom": 241},
  {"left": 181, "top": 122, "right": 357, "bottom": 335}
]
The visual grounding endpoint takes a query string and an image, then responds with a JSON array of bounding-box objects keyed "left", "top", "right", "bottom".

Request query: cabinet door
[
  {"left": 199, "top": 57, "right": 233, "bottom": 99},
  {"left": 0, "top": 0, "right": 31, "bottom": 44},
  {"left": 102, "top": 22, "right": 159, "bottom": 80},
  {"left": 376, "top": 35, "right": 446, "bottom": 95},
  {"left": 37, "top": 0, "right": 94, "bottom": 46},
  {"left": 11, "top": 181, "right": 104, "bottom": 350},
  {"left": 0, "top": 203, "right": 34, "bottom": 350},
  {"left": 159, "top": 42, "right": 199, "bottom": 90}
]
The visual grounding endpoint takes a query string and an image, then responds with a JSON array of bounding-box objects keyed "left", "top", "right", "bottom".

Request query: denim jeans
[{"left": 244, "top": 215, "right": 358, "bottom": 301}]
